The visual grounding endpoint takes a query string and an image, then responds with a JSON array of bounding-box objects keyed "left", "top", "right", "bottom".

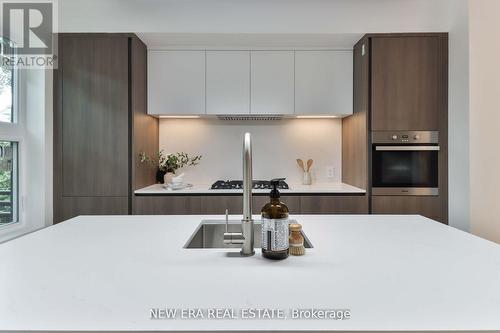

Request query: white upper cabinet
[
  {"left": 148, "top": 49, "right": 353, "bottom": 117},
  {"left": 148, "top": 51, "right": 205, "bottom": 115},
  {"left": 295, "top": 50, "right": 353, "bottom": 116},
  {"left": 206, "top": 51, "right": 250, "bottom": 115},
  {"left": 250, "top": 51, "right": 294, "bottom": 115}
]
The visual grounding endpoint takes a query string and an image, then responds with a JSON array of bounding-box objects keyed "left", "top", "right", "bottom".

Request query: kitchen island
[{"left": 1, "top": 214, "right": 500, "bottom": 332}]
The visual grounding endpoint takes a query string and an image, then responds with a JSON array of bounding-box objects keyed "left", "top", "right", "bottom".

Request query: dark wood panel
[
  {"left": 438, "top": 35, "right": 449, "bottom": 224},
  {"left": 300, "top": 196, "right": 368, "bottom": 214},
  {"left": 53, "top": 34, "right": 64, "bottom": 223},
  {"left": 203, "top": 196, "right": 243, "bottom": 215},
  {"left": 55, "top": 34, "right": 155, "bottom": 223},
  {"left": 61, "top": 197, "right": 129, "bottom": 221},
  {"left": 342, "top": 36, "right": 369, "bottom": 190},
  {"left": 61, "top": 36, "right": 129, "bottom": 197},
  {"left": 133, "top": 196, "right": 204, "bottom": 215},
  {"left": 252, "top": 196, "right": 301, "bottom": 215},
  {"left": 372, "top": 196, "right": 443, "bottom": 222},
  {"left": 131, "top": 37, "right": 159, "bottom": 192},
  {"left": 371, "top": 36, "right": 442, "bottom": 131},
  {"left": 132, "top": 195, "right": 366, "bottom": 215}
]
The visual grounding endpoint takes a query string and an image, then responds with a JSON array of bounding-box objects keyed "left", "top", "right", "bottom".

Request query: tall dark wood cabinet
[
  {"left": 342, "top": 36, "right": 370, "bottom": 213},
  {"left": 370, "top": 34, "right": 448, "bottom": 223},
  {"left": 347, "top": 33, "right": 448, "bottom": 223},
  {"left": 54, "top": 34, "right": 158, "bottom": 223},
  {"left": 371, "top": 35, "right": 446, "bottom": 131}
]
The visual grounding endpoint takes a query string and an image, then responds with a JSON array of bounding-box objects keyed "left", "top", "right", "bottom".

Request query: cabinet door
[
  {"left": 371, "top": 196, "right": 443, "bottom": 222},
  {"left": 371, "top": 36, "right": 443, "bottom": 130},
  {"left": 206, "top": 51, "right": 250, "bottom": 114},
  {"left": 133, "top": 196, "right": 204, "bottom": 215},
  {"left": 295, "top": 51, "right": 353, "bottom": 116},
  {"left": 250, "top": 51, "right": 294, "bottom": 115},
  {"left": 300, "top": 196, "right": 368, "bottom": 214},
  {"left": 62, "top": 197, "right": 129, "bottom": 221},
  {"left": 148, "top": 51, "right": 205, "bottom": 115},
  {"left": 253, "top": 195, "right": 301, "bottom": 215},
  {"left": 61, "top": 36, "right": 129, "bottom": 197},
  {"left": 203, "top": 196, "right": 243, "bottom": 215}
]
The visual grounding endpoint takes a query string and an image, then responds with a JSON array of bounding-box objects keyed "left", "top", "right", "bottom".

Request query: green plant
[{"left": 139, "top": 151, "right": 202, "bottom": 174}]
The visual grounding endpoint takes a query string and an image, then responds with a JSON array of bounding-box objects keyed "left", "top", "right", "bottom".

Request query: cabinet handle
[{"left": 375, "top": 146, "right": 440, "bottom": 151}]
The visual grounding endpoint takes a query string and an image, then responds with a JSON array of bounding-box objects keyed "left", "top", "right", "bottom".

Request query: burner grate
[{"left": 210, "top": 180, "right": 289, "bottom": 190}]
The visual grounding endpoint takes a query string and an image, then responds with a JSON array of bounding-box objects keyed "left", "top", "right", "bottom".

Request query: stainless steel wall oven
[{"left": 372, "top": 131, "right": 439, "bottom": 196}]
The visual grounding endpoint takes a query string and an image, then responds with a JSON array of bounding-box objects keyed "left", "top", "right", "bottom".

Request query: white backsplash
[{"left": 159, "top": 118, "right": 342, "bottom": 184}]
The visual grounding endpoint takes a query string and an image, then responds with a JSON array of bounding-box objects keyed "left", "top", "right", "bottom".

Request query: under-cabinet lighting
[
  {"left": 159, "top": 115, "right": 200, "bottom": 119},
  {"left": 295, "top": 115, "right": 339, "bottom": 119}
]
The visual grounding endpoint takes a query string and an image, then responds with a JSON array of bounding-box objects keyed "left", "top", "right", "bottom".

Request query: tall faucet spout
[
  {"left": 223, "top": 132, "right": 255, "bottom": 256},
  {"left": 241, "top": 132, "right": 255, "bottom": 256},
  {"left": 243, "top": 133, "right": 253, "bottom": 221}
]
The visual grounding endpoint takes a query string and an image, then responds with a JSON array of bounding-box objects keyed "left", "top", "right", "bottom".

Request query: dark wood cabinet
[
  {"left": 61, "top": 36, "right": 129, "bottom": 197},
  {"left": 54, "top": 34, "right": 158, "bottom": 223},
  {"left": 132, "top": 194, "right": 367, "bottom": 215},
  {"left": 345, "top": 33, "right": 448, "bottom": 224},
  {"left": 371, "top": 35, "right": 447, "bottom": 131},
  {"left": 372, "top": 196, "right": 443, "bottom": 222},
  {"left": 342, "top": 36, "right": 369, "bottom": 191},
  {"left": 252, "top": 196, "right": 301, "bottom": 215},
  {"left": 300, "top": 196, "right": 368, "bottom": 214},
  {"left": 61, "top": 197, "right": 129, "bottom": 221},
  {"left": 134, "top": 196, "right": 204, "bottom": 215},
  {"left": 204, "top": 196, "right": 243, "bottom": 215}
]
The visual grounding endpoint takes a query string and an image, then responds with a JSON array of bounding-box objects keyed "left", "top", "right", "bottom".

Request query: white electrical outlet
[{"left": 326, "top": 166, "right": 335, "bottom": 179}]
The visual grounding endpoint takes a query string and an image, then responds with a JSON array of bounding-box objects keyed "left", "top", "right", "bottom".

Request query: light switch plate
[{"left": 326, "top": 166, "right": 335, "bottom": 179}]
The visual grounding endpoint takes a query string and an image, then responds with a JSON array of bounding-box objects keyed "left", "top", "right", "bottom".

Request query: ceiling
[{"left": 137, "top": 32, "right": 363, "bottom": 50}]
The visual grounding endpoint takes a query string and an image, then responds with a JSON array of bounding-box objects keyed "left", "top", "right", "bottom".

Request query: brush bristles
[{"left": 289, "top": 245, "right": 305, "bottom": 256}]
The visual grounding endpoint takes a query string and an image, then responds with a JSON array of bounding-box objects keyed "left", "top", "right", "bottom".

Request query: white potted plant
[{"left": 139, "top": 151, "right": 202, "bottom": 184}]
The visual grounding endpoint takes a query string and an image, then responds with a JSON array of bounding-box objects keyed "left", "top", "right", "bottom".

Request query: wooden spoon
[
  {"left": 296, "top": 159, "right": 305, "bottom": 172},
  {"left": 306, "top": 159, "right": 313, "bottom": 171}
]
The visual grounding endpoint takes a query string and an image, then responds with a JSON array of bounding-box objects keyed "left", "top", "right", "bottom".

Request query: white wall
[
  {"left": 58, "top": 0, "right": 451, "bottom": 33},
  {"left": 447, "top": 0, "right": 469, "bottom": 232},
  {"left": 469, "top": 0, "right": 500, "bottom": 244},
  {"left": 159, "top": 118, "right": 342, "bottom": 185}
]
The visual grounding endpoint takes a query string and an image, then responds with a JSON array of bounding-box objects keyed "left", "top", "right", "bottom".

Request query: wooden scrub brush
[{"left": 289, "top": 223, "right": 305, "bottom": 256}]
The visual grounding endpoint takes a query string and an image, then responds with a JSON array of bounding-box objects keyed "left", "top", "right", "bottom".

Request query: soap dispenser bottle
[{"left": 261, "top": 178, "right": 289, "bottom": 260}]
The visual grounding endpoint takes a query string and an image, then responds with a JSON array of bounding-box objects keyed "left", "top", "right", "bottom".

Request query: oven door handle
[{"left": 375, "top": 146, "right": 440, "bottom": 151}]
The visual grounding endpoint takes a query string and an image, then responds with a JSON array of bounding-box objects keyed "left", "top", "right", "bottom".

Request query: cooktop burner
[{"left": 210, "top": 180, "right": 289, "bottom": 190}]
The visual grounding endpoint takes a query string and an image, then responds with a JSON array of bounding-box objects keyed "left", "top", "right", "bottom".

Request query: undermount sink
[{"left": 184, "top": 220, "right": 313, "bottom": 249}]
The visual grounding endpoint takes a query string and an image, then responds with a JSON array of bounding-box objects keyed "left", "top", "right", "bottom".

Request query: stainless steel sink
[{"left": 184, "top": 220, "right": 313, "bottom": 249}]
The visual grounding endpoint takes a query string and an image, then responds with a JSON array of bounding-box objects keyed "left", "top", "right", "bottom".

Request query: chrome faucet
[{"left": 223, "top": 133, "right": 255, "bottom": 256}]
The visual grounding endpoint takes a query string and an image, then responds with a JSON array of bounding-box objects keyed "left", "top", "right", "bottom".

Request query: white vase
[
  {"left": 163, "top": 172, "right": 175, "bottom": 184},
  {"left": 303, "top": 171, "right": 312, "bottom": 185}
]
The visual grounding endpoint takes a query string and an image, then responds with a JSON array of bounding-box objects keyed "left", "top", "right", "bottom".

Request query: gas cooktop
[{"left": 210, "top": 180, "right": 289, "bottom": 190}]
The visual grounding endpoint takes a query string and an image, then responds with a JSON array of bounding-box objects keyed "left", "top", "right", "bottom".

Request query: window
[
  {"left": 0, "top": 39, "right": 14, "bottom": 123},
  {"left": 0, "top": 141, "right": 18, "bottom": 224},
  {"left": 0, "top": 38, "right": 20, "bottom": 227}
]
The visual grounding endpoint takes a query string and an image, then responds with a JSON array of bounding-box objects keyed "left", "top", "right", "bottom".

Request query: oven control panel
[{"left": 372, "top": 131, "right": 438, "bottom": 144}]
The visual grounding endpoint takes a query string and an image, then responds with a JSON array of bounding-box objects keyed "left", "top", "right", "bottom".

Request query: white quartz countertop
[
  {"left": 1, "top": 214, "right": 500, "bottom": 332},
  {"left": 134, "top": 182, "right": 366, "bottom": 195}
]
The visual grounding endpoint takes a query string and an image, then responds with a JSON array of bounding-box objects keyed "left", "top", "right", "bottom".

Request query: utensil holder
[{"left": 302, "top": 171, "right": 312, "bottom": 185}]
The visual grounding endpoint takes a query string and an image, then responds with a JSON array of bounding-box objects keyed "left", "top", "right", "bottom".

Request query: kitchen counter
[
  {"left": 134, "top": 182, "right": 366, "bottom": 195},
  {"left": 1, "top": 214, "right": 500, "bottom": 332}
]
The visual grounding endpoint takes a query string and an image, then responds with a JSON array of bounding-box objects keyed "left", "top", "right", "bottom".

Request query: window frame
[{"left": 0, "top": 47, "right": 26, "bottom": 238}]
